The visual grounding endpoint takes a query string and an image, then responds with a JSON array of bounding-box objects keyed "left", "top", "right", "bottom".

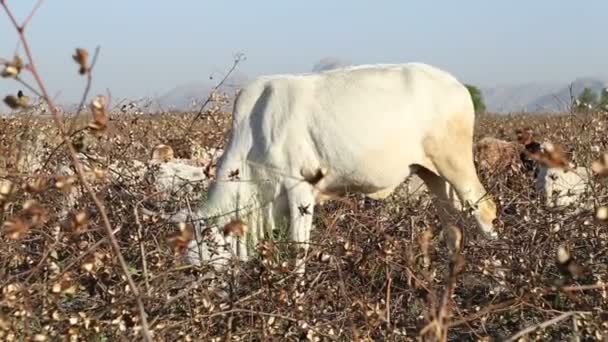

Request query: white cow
[
  {"left": 180, "top": 62, "right": 498, "bottom": 272},
  {"left": 523, "top": 141, "right": 595, "bottom": 210},
  {"left": 56, "top": 154, "right": 215, "bottom": 219},
  {"left": 535, "top": 165, "right": 593, "bottom": 209}
]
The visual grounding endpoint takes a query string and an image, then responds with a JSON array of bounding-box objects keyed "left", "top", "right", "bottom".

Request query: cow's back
[
  {"left": 302, "top": 63, "right": 474, "bottom": 187},
  {"left": 226, "top": 63, "right": 476, "bottom": 193}
]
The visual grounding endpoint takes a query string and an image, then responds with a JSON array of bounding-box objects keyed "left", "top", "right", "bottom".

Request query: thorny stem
[
  {"left": 68, "top": 45, "right": 101, "bottom": 133},
  {"left": 203, "top": 308, "right": 335, "bottom": 340},
  {"left": 385, "top": 267, "right": 391, "bottom": 330},
  {"left": 0, "top": 1, "right": 20, "bottom": 32},
  {"left": 58, "top": 227, "right": 122, "bottom": 279},
  {"left": 134, "top": 203, "right": 151, "bottom": 295},
  {"left": 436, "top": 254, "right": 464, "bottom": 341},
  {"left": 184, "top": 53, "right": 245, "bottom": 135},
  {"left": 39, "top": 126, "right": 88, "bottom": 171},
  {"left": 505, "top": 311, "right": 584, "bottom": 342},
  {"left": 21, "top": 0, "right": 44, "bottom": 30},
  {"left": 14, "top": 76, "right": 42, "bottom": 97},
  {"left": 1, "top": 2, "right": 153, "bottom": 341},
  {"left": 560, "top": 282, "right": 608, "bottom": 292}
]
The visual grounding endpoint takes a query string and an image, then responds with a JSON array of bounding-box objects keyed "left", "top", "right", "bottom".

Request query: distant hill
[
  {"left": 151, "top": 74, "right": 607, "bottom": 114},
  {"left": 148, "top": 57, "right": 350, "bottom": 113},
  {"left": 5, "top": 58, "right": 606, "bottom": 115},
  {"left": 151, "top": 71, "right": 250, "bottom": 113},
  {"left": 481, "top": 82, "right": 559, "bottom": 113},
  {"left": 481, "top": 77, "right": 608, "bottom": 113},
  {"left": 311, "top": 57, "right": 351, "bottom": 72},
  {"left": 526, "top": 78, "right": 608, "bottom": 112}
]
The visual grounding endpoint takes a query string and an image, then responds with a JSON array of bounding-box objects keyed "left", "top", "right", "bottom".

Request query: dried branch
[
  {"left": 67, "top": 45, "right": 101, "bottom": 133},
  {"left": 184, "top": 52, "right": 246, "bottom": 135},
  {"left": 560, "top": 282, "right": 608, "bottom": 292},
  {"left": 14, "top": 76, "right": 42, "bottom": 97},
  {"left": 134, "top": 202, "right": 151, "bottom": 295},
  {"left": 505, "top": 312, "right": 583, "bottom": 342}
]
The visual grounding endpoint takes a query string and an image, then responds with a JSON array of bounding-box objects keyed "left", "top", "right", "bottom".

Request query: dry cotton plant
[
  {"left": 0, "top": 1, "right": 152, "bottom": 340},
  {"left": 2, "top": 103, "right": 608, "bottom": 340},
  {"left": 2, "top": 2, "right": 608, "bottom": 341}
]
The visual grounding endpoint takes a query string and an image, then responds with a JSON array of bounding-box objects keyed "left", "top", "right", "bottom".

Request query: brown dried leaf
[
  {"left": 596, "top": 206, "right": 608, "bottom": 221},
  {"left": 81, "top": 253, "right": 104, "bottom": 273},
  {"left": 2, "top": 217, "right": 30, "bottom": 240},
  {"left": 591, "top": 152, "right": 608, "bottom": 177},
  {"left": 22, "top": 200, "right": 48, "bottom": 227},
  {"left": 1, "top": 55, "right": 23, "bottom": 78},
  {"left": 25, "top": 175, "right": 47, "bottom": 194},
  {"left": 64, "top": 211, "right": 90, "bottom": 233},
  {"left": 88, "top": 95, "right": 108, "bottom": 131},
  {"left": 168, "top": 221, "right": 194, "bottom": 255},
  {"left": 32, "top": 334, "right": 47, "bottom": 341},
  {"left": 0, "top": 312, "right": 10, "bottom": 330},
  {"left": 532, "top": 141, "right": 570, "bottom": 169},
  {"left": 1, "top": 65, "right": 18, "bottom": 78},
  {"left": 556, "top": 245, "right": 585, "bottom": 279},
  {"left": 223, "top": 218, "right": 248, "bottom": 237},
  {"left": 0, "top": 179, "right": 13, "bottom": 202},
  {"left": 3, "top": 91, "right": 29, "bottom": 110},
  {"left": 92, "top": 167, "right": 108, "bottom": 182},
  {"left": 515, "top": 127, "right": 534, "bottom": 145},
  {"left": 55, "top": 175, "right": 77, "bottom": 192},
  {"left": 151, "top": 144, "right": 174, "bottom": 162},
  {"left": 74, "top": 211, "right": 89, "bottom": 230},
  {"left": 72, "top": 48, "right": 89, "bottom": 75},
  {"left": 51, "top": 272, "right": 77, "bottom": 295}
]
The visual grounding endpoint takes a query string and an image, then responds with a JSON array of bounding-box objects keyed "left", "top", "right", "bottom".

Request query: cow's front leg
[{"left": 286, "top": 181, "right": 315, "bottom": 275}]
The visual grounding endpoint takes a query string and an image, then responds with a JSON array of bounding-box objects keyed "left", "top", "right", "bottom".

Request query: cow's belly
[
  {"left": 307, "top": 126, "right": 427, "bottom": 199},
  {"left": 314, "top": 147, "right": 417, "bottom": 199}
]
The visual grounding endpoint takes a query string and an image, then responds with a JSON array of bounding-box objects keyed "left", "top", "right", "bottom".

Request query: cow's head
[
  {"left": 468, "top": 195, "right": 499, "bottom": 240},
  {"left": 170, "top": 209, "right": 234, "bottom": 270}
]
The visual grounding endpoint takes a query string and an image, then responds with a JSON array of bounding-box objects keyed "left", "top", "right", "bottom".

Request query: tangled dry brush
[{"left": 1, "top": 101, "right": 608, "bottom": 341}]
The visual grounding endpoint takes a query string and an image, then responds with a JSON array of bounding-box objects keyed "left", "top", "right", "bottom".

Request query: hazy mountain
[
  {"left": 7, "top": 53, "right": 605, "bottom": 115},
  {"left": 148, "top": 58, "right": 351, "bottom": 112},
  {"left": 151, "top": 74, "right": 607, "bottom": 114},
  {"left": 526, "top": 78, "right": 608, "bottom": 112},
  {"left": 151, "top": 71, "right": 250, "bottom": 112},
  {"left": 154, "top": 82, "right": 213, "bottom": 112},
  {"left": 10, "top": 56, "right": 601, "bottom": 115},
  {"left": 481, "top": 77, "right": 608, "bottom": 113},
  {"left": 311, "top": 57, "right": 351, "bottom": 72},
  {"left": 481, "top": 82, "right": 559, "bottom": 113}
]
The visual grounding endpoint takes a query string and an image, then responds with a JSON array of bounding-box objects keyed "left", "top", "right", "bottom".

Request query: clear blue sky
[{"left": 1, "top": 0, "right": 607, "bottom": 107}]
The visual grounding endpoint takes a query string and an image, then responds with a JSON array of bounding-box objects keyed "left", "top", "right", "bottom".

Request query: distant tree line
[
  {"left": 465, "top": 84, "right": 486, "bottom": 115},
  {"left": 463, "top": 83, "right": 608, "bottom": 115},
  {"left": 576, "top": 87, "right": 608, "bottom": 111}
]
